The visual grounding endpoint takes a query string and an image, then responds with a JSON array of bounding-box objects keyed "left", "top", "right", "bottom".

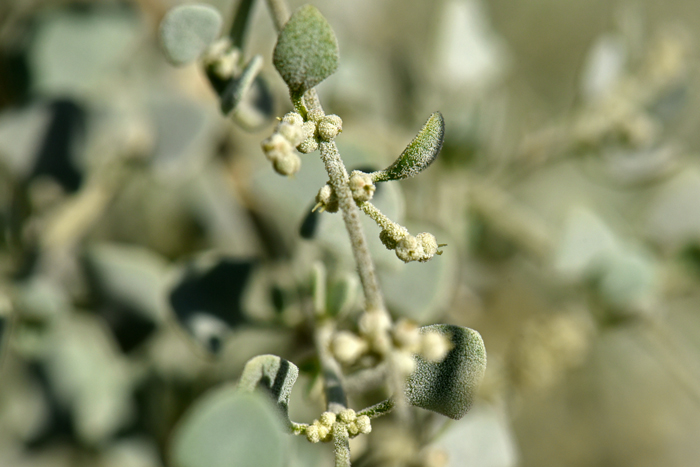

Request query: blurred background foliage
[{"left": 2, "top": 0, "right": 700, "bottom": 466}]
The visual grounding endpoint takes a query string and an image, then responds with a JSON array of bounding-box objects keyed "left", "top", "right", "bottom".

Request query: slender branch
[
  {"left": 315, "top": 320, "right": 348, "bottom": 412},
  {"left": 357, "top": 398, "right": 396, "bottom": 419},
  {"left": 265, "top": 0, "right": 290, "bottom": 32},
  {"left": 320, "top": 142, "right": 385, "bottom": 313},
  {"left": 332, "top": 423, "right": 351, "bottom": 467}
]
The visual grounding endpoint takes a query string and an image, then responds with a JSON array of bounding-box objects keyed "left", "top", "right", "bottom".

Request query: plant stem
[
  {"left": 332, "top": 423, "right": 351, "bottom": 467},
  {"left": 319, "top": 141, "right": 385, "bottom": 313},
  {"left": 264, "top": 0, "right": 290, "bottom": 32},
  {"left": 357, "top": 398, "right": 396, "bottom": 419},
  {"left": 315, "top": 320, "right": 348, "bottom": 412}
]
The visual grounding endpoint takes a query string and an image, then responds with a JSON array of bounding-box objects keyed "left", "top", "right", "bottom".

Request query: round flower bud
[
  {"left": 302, "top": 121, "right": 317, "bottom": 139},
  {"left": 395, "top": 235, "right": 424, "bottom": 263},
  {"left": 379, "top": 230, "right": 400, "bottom": 250},
  {"left": 316, "top": 183, "right": 339, "bottom": 213},
  {"left": 393, "top": 319, "right": 421, "bottom": 352},
  {"left": 282, "top": 112, "right": 304, "bottom": 127},
  {"left": 318, "top": 115, "right": 343, "bottom": 141},
  {"left": 356, "top": 415, "right": 371, "bottom": 434},
  {"left": 338, "top": 409, "right": 356, "bottom": 423},
  {"left": 273, "top": 153, "right": 301, "bottom": 176},
  {"left": 347, "top": 421, "right": 360, "bottom": 437},
  {"left": 394, "top": 351, "right": 418, "bottom": 376},
  {"left": 348, "top": 171, "right": 376, "bottom": 202},
  {"left": 298, "top": 137, "right": 319, "bottom": 154},
  {"left": 262, "top": 133, "right": 293, "bottom": 162},
  {"left": 416, "top": 232, "right": 438, "bottom": 259},
  {"left": 320, "top": 411, "right": 337, "bottom": 427},
  {"left": 307, "top": 109, "right": 325, "bottom": 122},
  {"left": 306, "top": 424, "right": 321, "bottom": 443},
  {"left": 331, "top": 331, "right": 368, "bottom": 364},
  {"left": 316, "top": 421, "right": 330, "bottom": 441},
  {"left": 277, "top": 121, "right": 305, "bottom": 146},
  {"left": 420, "top": 331, "right": 452, "bottom": 362},
  {"left": 359, "top": 310, "right": 392, "bottom": 337}
]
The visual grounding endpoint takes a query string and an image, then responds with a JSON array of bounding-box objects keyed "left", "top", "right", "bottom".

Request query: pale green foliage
[
  {"left": 220, "top": 54, "right": 263, "bottom": 115},
  {"left": 371, "top": 112, "right": 445, "bottom": 182},
  {"left": 273, "top": 5, "right": 339, "bottom": 94},
  {"left": 159, "top": 4, "right": 223, "bottom": 66},
  {"left": 405, "top": 324, "right": 487, "bottom": 420},
  {"left": 170, "top": 389, "right": 285, "bottom": 467},
  {"left": 238, "top": 354, "right": 299, "bottom": 419}
]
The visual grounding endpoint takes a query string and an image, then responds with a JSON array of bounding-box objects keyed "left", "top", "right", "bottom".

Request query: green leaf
[
  {"left": 238, "top": 354, "right": 299, "bottom": 419},
  {"left": 372, "top": 112, "right": 445, "bottom": 182},
  {"left": 405, "top": 324, "right": 486, "bottom": 420},
  {"left": 170, "top": 389, "right": 285, "bottom": 467},
  {"left": 273, "top": 5, "right": 339, "bottom": 93},
  {"left": 160, "top": 4, "right": 223, "bottom": 66}
]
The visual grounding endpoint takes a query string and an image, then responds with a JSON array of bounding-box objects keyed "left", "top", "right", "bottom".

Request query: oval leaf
[
  {"left": 272, "top": 5, "right": 339, "bottom": 93},
  {"left": 170, "top": 389, "right": 285, "bottom": 467},
  {"left": 372, "top": 112, "right": 445, "bottom": 182},
  {"left": 238, "top": 354, "right": 299, "bottom": 419},
  {"left": 160, "top": 4, "right": 223, "bottom": 66},
  {"left": 405, "top": 324, "right": 486, "bottom": 420}
]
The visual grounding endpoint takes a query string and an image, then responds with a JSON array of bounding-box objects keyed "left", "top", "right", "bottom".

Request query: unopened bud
[
  {"left": 318, "top": 115, "right": 343, "bottom": 141},
  {"left": 307, "top": 109, "right": 325, "bottom": 122},
  {"left": 338, "top": 409, "right": 356, "bottom": 423},
  {"left": 315, "top": 183, "right": 339, "bottom": 213},
  {"left": 277, "top": 121, "right": 305, "bottom": 146},
  {"left": 420, "top": 331, "right": 452, "bottom": 362},
  {"left": 262, "top": 133, "right": 293, "bottom": 162},
  {"left": 331, "top": 331, "right": 368, "bottom": 364},
  {"left": 348, "top": 171, "right": 376, "bottom": 202},
  {"left": 319, "top": 411, "right": 336, "bottom": 427},
  {"left": 273, "top": 153, "right": 301, "bottom": 176},
  {"left": 306, "top": 424, "right": 321, "bottom": 443},
  {"left": 356, "top": 415, "right": 371, "bottom": 434}
]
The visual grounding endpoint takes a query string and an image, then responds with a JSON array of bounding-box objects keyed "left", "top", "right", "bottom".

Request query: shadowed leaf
[
  {"left": 238, "top": 354, "right": 299, "bottom": 420},
  {"left": 372, "top": 112, "right": 445, "bottom": 182},
  {"left": 273, "top": 5, "right": 339, "bottom": 93},
  {"left": 405, "top": 324, "right": 486, "bottom": 420}
]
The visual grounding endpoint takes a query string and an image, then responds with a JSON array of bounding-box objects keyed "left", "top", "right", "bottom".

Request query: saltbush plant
[{"left": 159, "top": 1, "right": 486, "bottom": 465}]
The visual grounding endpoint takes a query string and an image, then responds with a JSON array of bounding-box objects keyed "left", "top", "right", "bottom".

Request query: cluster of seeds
[{"left": 305, "top": 409, "right": 371, "bottom": 443}]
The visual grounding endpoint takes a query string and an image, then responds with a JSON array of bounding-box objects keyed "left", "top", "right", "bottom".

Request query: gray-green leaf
[
  {"left": 372, "top": 112, "right": 445, "bottom": 182},
  {"left": 220, "top": 55, "right": 263, "bottom": 115},
  {"left": 238, "top": 354, "right": 299, "bottom": 419},
  {"left": 405, "top": 324, "right": 486, "bottom": 420},
  {"left": 160, "top": 4, "right": 223, "bottom": 66},
  {"left": 170, "top": 388, "right": 285, "bottom": 467},
  {"left": 272, "top": 5, "right": 339, "bottom": 93}
]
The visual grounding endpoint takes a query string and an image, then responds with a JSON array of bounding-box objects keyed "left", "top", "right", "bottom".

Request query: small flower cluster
[
  {"left": 202, "top": 38, "right": 239, "bottom": 79},
  {"left": 262, "top": 111, "right": 343, "bottom": 176},
  {"left": 331, "top": 314, "right": 452, "bottom": 376},
  {"left": 382, "top": 231, "right": 440, "bottom": 263},
  {"left": 305, "top": 409, "right": 371, "bottom": 443}
]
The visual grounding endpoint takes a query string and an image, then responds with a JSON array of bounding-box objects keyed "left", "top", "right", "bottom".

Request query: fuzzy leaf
[
  {"left": 238, "top": 354, "right": 299, "bottom": 419},
  {"left": 405, "top": 324, "right": 486, "bottom": 420},
  {"left": 170, "top": 389, "right": 285, "bottom": 467},
  {"left": 273, "top": 5, "right": 339, "bottom": 93},
  {"left": 372, "top": 112, "right": 445, "bottom": 182},
  {"left": 160, "top": 4, "right": 223, "bottom": 66}
]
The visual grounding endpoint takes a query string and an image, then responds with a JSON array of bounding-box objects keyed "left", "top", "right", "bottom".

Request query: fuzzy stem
[
  {"left": 332, "top": 423, "right": 351, "bottom": 467},
  {"left": 320, "top": 142, "right": 385, "bottom": 313},
  {"left": 358, "top": 201, "right": 408, "bottom": 235},
  {"left": 264, "top": 0, "right": 290, "bottom": 32},
  {"left": 357, "top": 398, "right": 396, "bottom": 419}
]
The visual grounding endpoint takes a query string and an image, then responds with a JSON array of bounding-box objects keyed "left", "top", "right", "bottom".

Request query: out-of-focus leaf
[
  {"left": 170, "top": 389, "right": 285, "bottom": 467},
  {"left": 220, "top": 55, "right": 262, "bottom": 115},
  {"left": 405, "top": 325, "right": 486, "bottom": 420},
  {"left": 231, "top": 74, "right": 275, "bottom": 131},
  {"left": 597, "top": 247, "right": 657, "bottom": 311},
  {"left": 238, "top": 354, "right": 299, "bottom": 419},
  {"left": 554, "top": 207, "right": 619, "bottom": 280},
  {"left": 273, "top": 5, "right": 339, "bottom": 94},
  {"left": 371, "top": 112, "right": 445, "bottom": 182},
  {"left": 434, "top": 403, "right": 518, "bottom": 467},
  {"left": 159, "top": 4, "right": 223, "bottom": 66},
  {"left": 0, "top": 295, "right": 10, "bottom": 364},
  {"left": 169, "top": 257, "right": 256, "bottom": 354}
]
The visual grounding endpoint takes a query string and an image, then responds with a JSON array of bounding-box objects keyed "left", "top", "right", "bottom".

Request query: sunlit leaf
[
  {"left": 160, "top": 4, "right": 223, "bottom": 66},
  {"left": 273, "top": 5, "right": 339, "bottom": 93},
  {"left": 170, "top": 389, "right": 285, "bottom": 467},
  {"left": 372, "top": 112, "right": 445, "bottom": 182}
]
